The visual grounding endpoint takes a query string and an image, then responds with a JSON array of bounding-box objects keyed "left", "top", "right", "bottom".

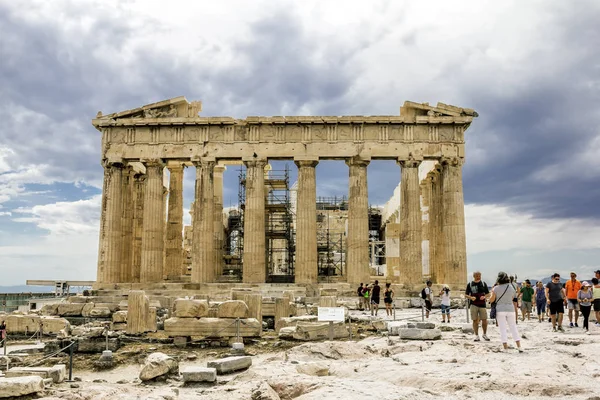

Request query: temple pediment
[
  {"left": 401, "top": 101, "right": 478, "bottom": 118},
  {"left": 94, "top": 96, "right": 202, "bottom": 121}
]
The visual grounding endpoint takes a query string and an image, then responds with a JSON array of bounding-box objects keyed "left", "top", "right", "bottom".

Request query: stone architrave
[
  {"left": 97, "top": 161, "right": 124, "bottom": 284},
  {"left": 131, "top": 172, "right": 146, "bottom": 283},
  {"left": 294, "top": 158, "right": 319, "bottom": 284},
  {"left": 126, "top": 290, "right": 150, "bottom": 334},
  {"left": 242, "top": 159, "right": 268, "bottom": 283},
  {"left": 120, "top": 166, "right": 134, "bottom": 283},
  {"left": 192, "top": 158, "right": 215, "bottom": 283},
  {"left": 140, "top": 160, "right": 165, "bottom": 283},
  {"left": 165, "top": 163, "right": 184, "bottom": 279},
  {"left": 398, "top": 158, "right": 422, "bottom": 286},
  {"left": 345, "top": 157, "right": 370, "bottom": 285},
  {"left": 213, "top": 165, "right": 226, "bottom": 278},
  {"left": 441, "top": 157, "right": 467, "bottom": 288}
]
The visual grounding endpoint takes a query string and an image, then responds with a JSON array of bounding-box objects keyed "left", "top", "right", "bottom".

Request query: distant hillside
[{"left": 0, "top": 285, "right": 54, "bottom": 294}]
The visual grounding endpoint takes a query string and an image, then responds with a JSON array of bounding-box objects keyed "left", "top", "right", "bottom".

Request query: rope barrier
[{"left": 24, "top": 342, "right": 74, "bottom": 368}]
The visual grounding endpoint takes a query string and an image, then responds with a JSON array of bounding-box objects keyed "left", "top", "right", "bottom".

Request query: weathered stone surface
[
  {"left": 39, "top": 303, "right": 59, "bottom": 316},
  {"left": 127, "top": 291, "right": 151, "bottom": 334},
  {"left": 386, "top": 321, "right": 408, "bottom": 336},
  {"left": 81, "top": 302, "right": 95, "bottom": 317},
  {"left": 217, "top": 300, "right": 248, "bottom": 318},
  {"left": 181, "top": 366, "right": 216, "bottom": 383},
  {"left": 296, "top": 362, "right": 329, "bottom": 377},
  {"left": 461, "top": 324, "right": 474, "bottom": 334},
  {"left": 5, "top": 315, "right": 69, "bottom": 335},
  {"left": 139, "top": 352, "right": 178, "bottom": 381},
  {"left": 164, "top": 317, "right": 261, "bottom": 337},
  {"left": 292, "top": 322, "right": 348, "bottom": 341},
  {"left": 397, "top": 328, "right": 442, "bottom": 340},
  {"left": 112, "top": 322, "right": 127, "bottom": 331},
  {"left": 112, "top": 310, "right": 128, "bottom": 323},
  {"left": 319, "top": 296, "right": 337, "bottom": 307},
  {"left": 416, "top": 322, "right": 436, "bottom": 329},
  {"left": 41, "top": 317, "right": 70, "bottom": 334},
  {"left": 72, "top": 326, "right": 104, "bottom": 338},
  {"left": 251, "top": 382, "right": 281, "bottom": 400},
  {"left": 278, "top": 327, "right": 296, "bottom": 339},
  {"left": 173, "top": 299, "right": 209, "bottom": 318},
  {"left": 89, "top": 307, "right": 112, "bottom": 318},
  {"left": 5, "top": 365, "right": 65, "bottom": 384},
  {"left": 0, "top": 376, "right": 44, "bottom": 398},
  {"left": 57, "top": 303, "right": 85, "bottom": 317},
  {"left": 77, "top": 338, "right": 119, "bottom": 353},
  {"left": 207, "top": 356, "right": 252, "bottom": 374},
  {"left": 274, "top": 315, "right": 318, "bottom": 332}
]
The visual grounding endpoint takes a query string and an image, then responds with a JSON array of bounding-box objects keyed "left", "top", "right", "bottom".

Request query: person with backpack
[
  {"left": 465, "top": 271, "right": 490, "bottom": 342},
  {"left": 357, "top": 283, "right": 364, "bottom": 311},
  {"left": 439, "top": 284, "right": 451, "bottom": 323},
  {"left": 362, "top": 284, "right": 371, "bottom": 312},
  {"left": 422, "top": 281, "right": 433, "bottom": 319}
]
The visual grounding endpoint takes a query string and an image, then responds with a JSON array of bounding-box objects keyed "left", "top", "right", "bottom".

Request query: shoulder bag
[{"left": 490, "top": 286, "right": 509, "bottom": 320}]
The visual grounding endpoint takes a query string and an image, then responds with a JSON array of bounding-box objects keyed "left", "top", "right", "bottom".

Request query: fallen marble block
[
  {"left": 207, "top": 356, "right": 252, "bottom": 374},
  {"left": 397, "top": 328, "right": 442, "bottom": 340},
  {"left": 0, "top": 376, "right": 45, "bottom": 398},
  {"left": 181, "top": 366, "right": 217, "bottom": 383}
]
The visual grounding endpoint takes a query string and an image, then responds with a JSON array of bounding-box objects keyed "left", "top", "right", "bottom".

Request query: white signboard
[{"left": 317, "top": 307, "right": 345, "bottom": 322}]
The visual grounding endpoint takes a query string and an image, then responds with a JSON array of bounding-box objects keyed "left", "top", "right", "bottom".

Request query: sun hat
[{"left": 582, "top": 281, "right": 591, "bottom": 287}]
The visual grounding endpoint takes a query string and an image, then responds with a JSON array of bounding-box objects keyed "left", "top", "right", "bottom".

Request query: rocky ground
[{"left": 9, "top": 308, "right": 600, "bottom": 400}]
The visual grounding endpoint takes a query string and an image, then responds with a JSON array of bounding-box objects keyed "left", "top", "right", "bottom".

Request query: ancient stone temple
[{"left": 92, "top": 97, "right": 476, "bottom": 289}]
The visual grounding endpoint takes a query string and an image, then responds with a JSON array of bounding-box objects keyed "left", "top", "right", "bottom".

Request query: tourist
[
  {"left": 534, "top": 281, "right": 547, "bottom": 323},
  {"left": 510, "top": 275, "right": 520, "bottom": 323},
  {"left": 577, "top": 281, "right": 593, "bottom": 333},
  {"left": 362, "top": 284, "right": 371, "bottom": 312},
  {"left": 465, "top": 271, "right": 490, "bottom": 341},
  {"left": 594, "top": 269, "right": 600, "bottom": 282},
  {"left": 357, "top": 283, "right": 364, "bottom": 311},
  {"left": 592, "top": 278, "right": 600, "bottom": 326},
  {"left": 422, "top": 281, "right": 433, "bottom": 319},
  {"left": 546, "top": 273, "right": 566, "bottom": 332},
  {"left": 490, "top": 272, "right": 523, "bottom": 352},
  {"left": 371, "top": 280, "right": 381, "bottom": 316},
  {"left": 0, "top": 320, "right": 5, "bottom": 342},
  {"left": 439, "top": 284, "right": 451, "bottom": 323},
  {"left": 565, "top": 272, "right": 581, "bottom": 328},
  {"left": 519, "top": 279, "right": 534, "bottom": 321},
  {"left": 383, "top": 282, "right": 394, "bottom": 317}
]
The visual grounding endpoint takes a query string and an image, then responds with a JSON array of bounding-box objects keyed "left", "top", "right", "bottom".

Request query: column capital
[
  {"left": 102, "top": 159, "right": 125, "bottom": 169},
  {"left": 191, "top": 157, "right": 216, "bottom": 168},
  {"left": 140, "top": 158, "right": 165, "bottom": 168},
  {"left": 242, "top": 158, "right": 268, "bottom": 169},
  {"left": 397, "top": 158, "right": 421, "bottom": 168},
  {"left": 214, "top": 165, "right": 227, "bottom": 174},
  {"left": 440, "top": 157, "right": 464, "bottom": 167},
  {"left": 345, "top": 156, "right": 370, "bottom": 167},
  {"left": 294, "top": 159, "right": 319, "bottom": 168},
  {"left": 166, "top": 161, "right": 186, "bottom": 170}
]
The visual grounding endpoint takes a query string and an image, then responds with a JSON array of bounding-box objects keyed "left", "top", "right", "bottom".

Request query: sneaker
[
  {"left": 482, "top": 334, "right": 490, "bottom": 341},
  {"left": 474, "top": 336, "right": 481, "bottom": 342},
  {"left": 518, "top": 348, "right": 524, "bottom": 353},
  {"left": 553, "top": 328, "right": 557, "bottom": 332},
  {"left": 548, "top": 318, "right": 552, "bottom": 323},
  {"left": 574, "top": 323, "right": 578, "bottom": 328},
  {"left": 558, "top": 326, "right": 565, "bottom": 332},
  {"left": 569, "top": 322, "right": 574, "bottom": 328}
]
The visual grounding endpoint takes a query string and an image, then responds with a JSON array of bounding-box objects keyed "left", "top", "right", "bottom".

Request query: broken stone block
[
  {"left": 81, "top": 303, "right": 95, "bottom": 317},
  {"left": 278, "top": 327, "right": 296, "bottom": 339},
  {"left": 164, "top": 317, "right": 261, "bottom": 337},
  {"left": 112, "top": 311, "right": 128, "bottom": 323},
  {"left": 217, "top": 300, "right": 248, "bottom": 318},
  {"left": 415, "top": 322, "right": 436, "bottom": 329},
  {"left": 57, "top": 303, "right": 85, "bottom": 317},
  {"left": 181, "top": 366, "right": 217, "bottom": 383},
  {"left": 397, "top": 328, "right": 442, "bottom": 340},
  {"left": 173, "top": 299, "right": 209, "bottom": 318},
  {"left": 274, "top": 315, "right": 318, "bottom": 332},
  {"left": 89, "top": 307, "right": 111, "bottom": 318},
  {"left": 111, "top": 322, "right": 126, "bottom": 331},
  {"left": 206, "top": 356, "right": 252, "bottom": 374},
  {"left": 127, "top": 291, "right": 151, "bottom": 335},
  {"left": 461, "top": 324, "right": 474, "bottom": 334},
  {"left": 41, "top": 317, "right": 71, "bottom": 334},
  {"left": 77, "top": 338, "right": 119, "bottom": 353},
  {"left": 5, "top": 364, "right": 65, "bottom": 383},
  {"left": 5, "top": 315, "right": 69, "bottom": 335},
  {"left": 139, "top": 352, "right": 179, "bottom": 381},
  {"left": 319, "top": 296, "right": 337, "bottom": 307},
  {"left": 296, "top": 362, "right": 329, "bottom": 377},
  {"left": 39, "top": 304, "right": 59, "bottom": 316},
  {"left": 386, "top": 321, "right": 408, "bottom": 336},
  {"left": 0, "top": 376, "right": 45, "bottom": 398},
  {"left": 292, "top": 322, "right": 348, "bottom": 341},
  {"left": 251, "top": 382, "right": 281, "bottom": 400}
]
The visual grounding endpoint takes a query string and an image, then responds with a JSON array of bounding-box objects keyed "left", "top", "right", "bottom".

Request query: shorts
[
  {"left": 441, "top": 304, "right": 450, "bottom": 315},
  {"left": 521, "top": 301, "right": 532, "bottom": 313},
  {"left": 536, "top": 300, "right": 546, "bottom": 314},
  {"left": 470, "top": 305, "right": 487, "bottom": 320},
  {"left": 424, "top": 300, "right": 432, "bottom": 311},
  {"left": 549, "top": 300, "right": 564, "bottom": 315},
  {"left": 371, "top": 297, "right": 380, "bottom": 305},
  {"left": 594, "top": 299, "right": 600, "bottom": 312},
  {"left": 567, "top": 299, "right": 579, "bottom": 310},
  {"left": 384, "top": 298, "right": 393, "bottom": 304}
]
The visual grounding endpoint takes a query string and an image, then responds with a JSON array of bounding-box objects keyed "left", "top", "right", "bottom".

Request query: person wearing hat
[
  {"left": 594, "top": 270, "right": 600, "bottom": 282},
  {"left": 565, "top": 272, "right": 582, "bottom": 327},
  {"left": 577, "top": 281, "right": 593, "bottom": 333}
]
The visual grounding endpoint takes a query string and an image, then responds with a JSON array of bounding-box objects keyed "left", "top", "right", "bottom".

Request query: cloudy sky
[{"left": 1, "top": 0, "right": 599, "bottom": 287}]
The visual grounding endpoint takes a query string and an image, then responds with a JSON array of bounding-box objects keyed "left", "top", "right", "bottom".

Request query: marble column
[
  {"left": 97, "top": 161, "right": 124, "bottom": 284},
  {"left": 294, "top": 158, "right": 319, "bottom": 284},
  {"left": 346, "top": 157, "right": 370, "bottom": 285},
  {"left": 242, "top": 158, "right": 267, "bottom": 283},
  {"left": 165, "top": 164, "right": 184, "bottom": 280},
  {"left": 429, "top": 166, "right": 445, "bottom": 284},
  {"left": 441, "top": 157, "right": 467, "bottom": 288},
  {"left": 398, "top": 158, "right": 423, "bottom": 286},
  {"left": 192, "top": 158, "right": 215, "bottom": 283},
  {"left": 131, "top": 172, "right": 146, "bottom": 283},
  {"left": 213, "top": 165, "right": 226, "bottom": 278},
  {"left": 140, "top": 160, "right": 165, "bottom": 283},
  {"left": 120, "top": 166, "right": 134, "bottom": 283}
]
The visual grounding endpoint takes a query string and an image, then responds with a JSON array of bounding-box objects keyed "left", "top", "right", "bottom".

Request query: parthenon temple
[{"left": 92, "top": 97, "right": 476, "bottom": 290}]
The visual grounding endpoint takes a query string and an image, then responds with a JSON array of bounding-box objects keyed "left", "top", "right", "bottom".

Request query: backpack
[{"left": 421, "top": 288, "right": 427, "bottom": 299}]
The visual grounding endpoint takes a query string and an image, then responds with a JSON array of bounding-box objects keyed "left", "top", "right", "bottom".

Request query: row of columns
[{"left": 97, "top": 156, "right": 466, "bottom": 287}]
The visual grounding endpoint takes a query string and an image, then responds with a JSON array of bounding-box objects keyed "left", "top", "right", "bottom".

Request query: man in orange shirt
[{"left": 565, "top": 272, "right": 582, "bottom": 328}]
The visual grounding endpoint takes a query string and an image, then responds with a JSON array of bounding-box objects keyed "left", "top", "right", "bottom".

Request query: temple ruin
[{"left": 92, "top": 97, "right": 476, "bottom": 290}]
